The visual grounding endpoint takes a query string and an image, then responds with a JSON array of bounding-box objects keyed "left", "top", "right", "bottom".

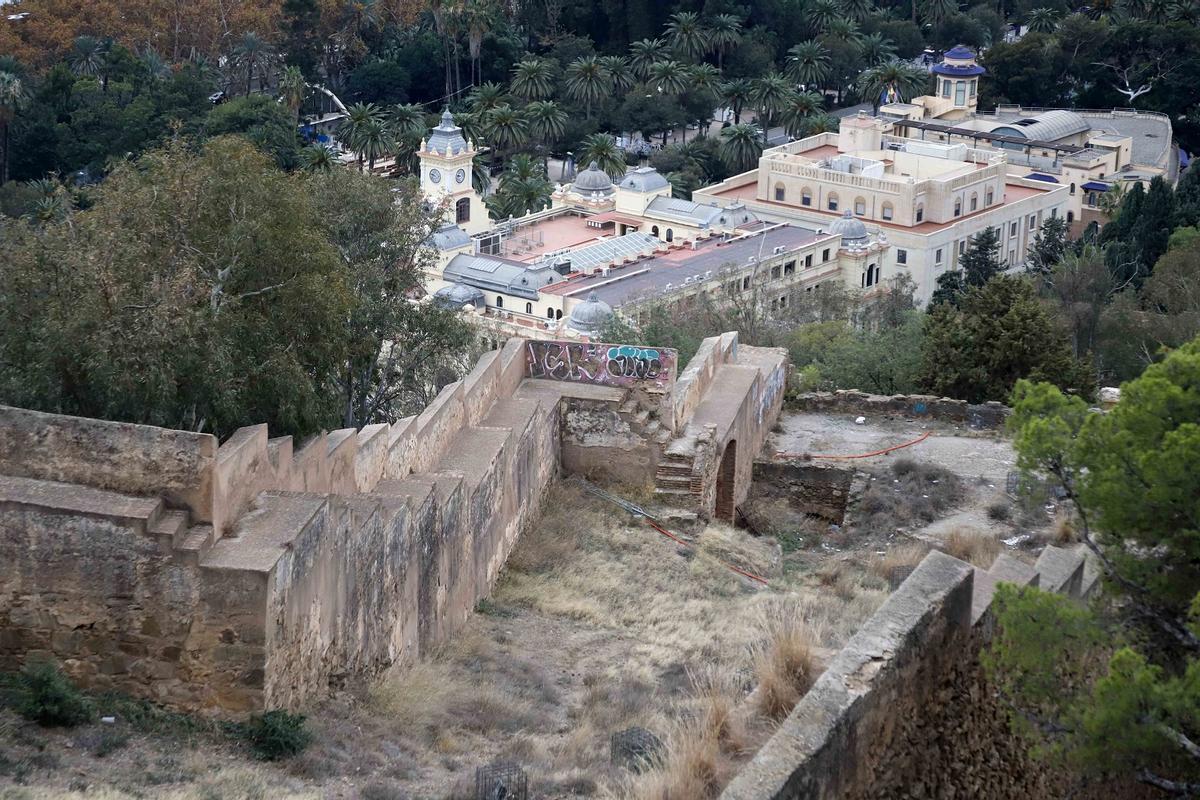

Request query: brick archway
[{"left": 715, "top": 440, "right": 737, "bottom": 522}]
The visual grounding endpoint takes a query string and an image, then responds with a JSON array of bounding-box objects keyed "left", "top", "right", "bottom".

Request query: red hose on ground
[
  {"left": 645, "top": 519, "right": 771, "bottom": 586},
  {"left": 775, "top": 431, "right": 932, "bottom": 461}
]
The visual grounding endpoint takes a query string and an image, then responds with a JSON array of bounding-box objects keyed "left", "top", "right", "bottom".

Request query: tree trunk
[{"left": 1, "top": 121, "right": 8, "bottom": 185}]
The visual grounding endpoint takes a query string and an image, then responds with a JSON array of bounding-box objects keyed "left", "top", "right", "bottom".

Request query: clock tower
[{"left": 419, "top": 109, "right": 488, "bottom": 235}]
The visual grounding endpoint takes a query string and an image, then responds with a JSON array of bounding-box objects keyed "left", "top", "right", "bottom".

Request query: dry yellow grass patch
[
  {"left": 0, "top": 767, "right": 320, "bottom": 800},
  {"left": 940, "top": 528, "right": 1002, "bottom": 567},
  {"left": 752, "top": 604, "right": 824, "bottom": 721},
  {"left": 868, "top": 541, "right": 932, "bottom": 584},
  {"left": 1053, "top": 511, "right": 1079, "bottom": 544}
]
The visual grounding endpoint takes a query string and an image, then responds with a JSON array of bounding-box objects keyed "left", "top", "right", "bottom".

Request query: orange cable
[{"left": 775, "top": 431, "right": 932, "bottom": 461}]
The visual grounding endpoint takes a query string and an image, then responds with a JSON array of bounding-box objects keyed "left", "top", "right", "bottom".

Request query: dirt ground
[{"left": 0, "top": 410, "right": 1060, "bottom": 800}]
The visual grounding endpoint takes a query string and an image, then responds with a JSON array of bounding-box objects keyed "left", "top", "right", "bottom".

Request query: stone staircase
[
  {"left": 970, "top": 543, "right": 1101, "bottom": 625},
  {"left": 616, "top": 396, "right": 673, "bottom": 447}
]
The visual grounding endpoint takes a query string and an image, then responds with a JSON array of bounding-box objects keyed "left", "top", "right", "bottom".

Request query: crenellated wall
[{"left": 0, "top": 332, "right": 784, "bottom": 715}]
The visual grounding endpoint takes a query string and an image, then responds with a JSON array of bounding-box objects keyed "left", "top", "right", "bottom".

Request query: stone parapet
[{"left": 791, "top": 390, "right": 1010, "bottom": 429}]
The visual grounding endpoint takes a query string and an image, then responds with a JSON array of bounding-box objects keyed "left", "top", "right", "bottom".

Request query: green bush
[
  {"left": 9, "top": 660, "right": 92, "bottom": 727},
  {"left": 234, "top": 710, "right": 311, "bottom": 760}
]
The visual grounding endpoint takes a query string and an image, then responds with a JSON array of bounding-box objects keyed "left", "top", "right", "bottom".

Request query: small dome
[
  {"left": 827, "top": 210, "right": 869, "bottom": 247},
  {"left": 433, "top": 282, "right": 486, "bottom": 310},
  {"left": 426, "top": 222, "right": 473, "bottom": 251},
  {"left": 618, "top": 166, "right": 669, "bottom": 193},
  {"left": 567, "top": 290, "right": 614, "bottom": 335},
  {"left": 944, "top": 44, "right": 977, "bottom": 60},
  {"left": 572, "top": 161, "right": 615, "bottom": 195}
]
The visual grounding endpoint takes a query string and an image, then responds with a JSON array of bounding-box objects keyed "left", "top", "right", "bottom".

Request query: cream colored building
[
  {"left": 418, "top": 110, "right": 489, "bottom": 235},
  {"left": 693, "top": 113, "right": 1068, "bottom": 305}
]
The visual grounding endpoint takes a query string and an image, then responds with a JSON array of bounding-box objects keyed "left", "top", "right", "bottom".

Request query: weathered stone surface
[{"left": 791, "top": 391, "right": 1011, "bottom": 430}]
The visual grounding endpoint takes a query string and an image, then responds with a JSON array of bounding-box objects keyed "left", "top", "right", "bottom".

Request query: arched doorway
[{"left": 715, "top": 440, "right": 737, "bottom": 523}]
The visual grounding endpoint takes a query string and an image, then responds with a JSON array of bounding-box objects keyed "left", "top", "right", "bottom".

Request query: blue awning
[
  {"left": 1081, "top": 181, "right": 1110, "bottom": 192},
  {"left": 1026, "top": 173, "right": 1059, "bottom": 183},
  {"left": 1179, "top": 148, "right": 1190, "bottom": 169}
]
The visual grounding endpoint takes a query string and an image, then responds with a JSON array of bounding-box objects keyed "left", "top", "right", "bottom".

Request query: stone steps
[
  {"left": 149, "top": 510, "right": 191, "bottom": 551},
  {"left": 174, "top": 524, "right": 216, "bottom": 567}
]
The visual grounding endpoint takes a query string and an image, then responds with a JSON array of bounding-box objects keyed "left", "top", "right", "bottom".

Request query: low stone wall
[
  {"left": 792, "top": 391, "right": 1010, "bottom": 430},
  {"left": 746, "top": 462, "right": 855, "bottom": 524}
]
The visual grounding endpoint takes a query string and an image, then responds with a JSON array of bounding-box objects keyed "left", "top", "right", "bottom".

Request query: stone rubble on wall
[{"left": 792, "top": 390, "right": 1010, "bottom": 430}]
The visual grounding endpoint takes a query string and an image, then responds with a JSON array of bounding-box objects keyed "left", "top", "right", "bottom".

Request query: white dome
[
  {"left": 567, "top": 291, "right": 614, "bottom": 335},
  {"left": 826, "top": 210, "right": 869, "bottom": 246}
]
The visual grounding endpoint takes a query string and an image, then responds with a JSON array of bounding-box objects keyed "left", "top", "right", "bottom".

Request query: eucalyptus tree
[
  {"left": 780, "top": 90, "right": 825, "bottom": 138},
  {"left": 525, "top": 100, "right": 567, "bottom": 169},
  {"left": 719, "top": 78, "right": 754, "bottom": 123},
  {"left": 665, "top": 11, "right": 710, "bottom": 62},
  {"left": 629, "top": 38, "right": 668, "bottom": 79},
  {"left": 751, "top": 72, "right": 792, "bottom": 134},
  {"left": 719, "top": 123, "right": 763, "bottom": 172},
  {"left": 510, "top": 57, "right": 555, "bottom": 100},
  {"left": 708, "top": 13, "right": 743, "bottom": 69},
  {"left": 578, "top": 133, "right": 627, "bottom": 178},
  {"left": 599, "top": 56, "right": 636, "bottom": 94},
  {"left": 786, "top": 41, "right": 832, "bottom": 89},
  {"left": 858, "top": 33, "right": 898, "bottom": 66},
  {"left": 564, "top": 56, "right": 610, "bottom": 119},
  {"left": 1025, "top": 7, "right": 1061, "bottom": 30}
]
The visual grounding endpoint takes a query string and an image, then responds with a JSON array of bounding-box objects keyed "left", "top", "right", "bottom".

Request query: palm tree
[
  {"left": 920, "top": 0, "right": 959, "bottom": 25},
  {"left": 1140, "top": 0, "right": 1172, "bottom": 21},
  {"left": 629, "top": 38, "right": 667, "bottom": 79},
  {"left": 578, "top": 133, "right": 626, "bottom": 178},
  {"left": 69, "top": 36, "right": 107, "bottom": 79},
  {"left": 687, "top": 64, "right": 722, "bottom": 136},
  {"left": 491, "top": 153, "right": 553, "bottom": 218},
  {"left": 708, "top": 14, "right": 743, "bottom": 69},
  {"left": 390, "top": 103, "right": 427, "bottom": 173},
  {"left": 564, "top": 56, "right": 610, "bottom": 120},
  {"left": 824, "top": 18, "right": 863, "bottom": 44},
  {"left": 141, "top": 47, "right": 172, "bottom": 81},
  {"left": 1169, "top": 0, "right": 1200, "bottom": 22},
  {"left": 454, "top": 110, "right": 485, "bottom": 147},
  {"left": 463, "top": 0, "right": 497, "bottom": 86},
  {"left": 232, "top": 32, "right": 275, "bottom": 96},
  {"left": 0, "top": 71, "right": 26, "bottom": 185},
  {"left": 299, "top": 144, "right": 336, "bottom": 172},
  {"left": 484, "top": 104, "right": 529, "bottom": 159},
  {"left": 1025, "top": 7, "right": 1061, "bottom": 30},
  {"left": 857, "top": 60, "right": 930, "bottom": 111},
  {"left": 279, "top": 65, "right": 306, "bottom": 125},
  {"left": 841, "top": 0, "right": 875, "bottom": 20},
  {"left": 338, "top": 102, "right": 386, "bottom": 168},
  {"left": 355, "top": 118, "right": 395, "bottom": 172},
  {"left": 469, "top": 81, "right": 508, "bottom": 113},
  {"left": 719, "top": 78, "right": 753, "bottom": 124},
  {"left": 858, "top": 33, "right": 898, "bottom": 66},
  {"left": 665, "top": 11, "right": 709, "bottom": 62},
  {"left": 806, "top": 0, "right": 841, "bottom": 32},
  {"left": 780, "top": 90, "right": 825, "bottom": 138},
  {"left": 719, "top": 123, "right": 763, "bottom": 172},
  {"left": 599, "top": 56, "right": 635, "bottom": 94},
  {"left": 525, "top": 100, "right": 567, "bottom": 169},
  {"left": 510, "top": 57, "right": 555, "bottom": 100},
  {"left": 751, "top": 72, "right": 791, "bottom": 134},
  {"left": 786, "top": 41, "right": 831, "bottom": 89},
  {"left": 648, "top": 60, "right": 690, "bottom": 96}
]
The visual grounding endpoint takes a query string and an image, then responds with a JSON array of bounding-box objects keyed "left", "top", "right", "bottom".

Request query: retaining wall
[{"left": 792, "top": 391, "right": 1010, "bottom": 430}]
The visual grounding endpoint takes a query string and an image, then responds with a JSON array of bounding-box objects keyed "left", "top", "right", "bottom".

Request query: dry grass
[
  {"left": 939, "top": 528, "right": 1002, "bottom": 567},
  {"left": 0, "top": 766, "right": 319, "bottom": 800},
  {"left": 751, "top": 604, "right": 823, "bottom": 721},
  {"left": 1053, "top": 512, "right": 1079, "bottom": 544},
  {"left": 857, "top": 459, "right": 965, "bottom": 533},
  {"left": 867, "top": 542, "right": 932, "bottom": 586}
]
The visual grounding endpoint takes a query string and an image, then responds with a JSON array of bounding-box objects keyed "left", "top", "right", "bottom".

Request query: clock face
[
  {"left": 455, "top": 168, "right": 466, "bottom": 184},
  {"left": 429, "top": 168, "right": 442, "bottom": 184}
]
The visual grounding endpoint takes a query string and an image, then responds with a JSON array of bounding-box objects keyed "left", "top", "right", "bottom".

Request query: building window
[
  {"left": 496, "top": 295, "right": 503, "bottom": 308},
  {"left": 827, "top": 192, "right": 839, "bottom": 211},
  {"left": 1051, "top": 208, "right": 1057, "bottom": 219},
  {"left": 780, "top": 295, "right": 788, "bottom": 308},
  {"left": 936, "top": 248, "right": 943, "bottom": 264},
  {"left": 666, "top": 228, "right": 674, "bottom": 242},
  {"left": 916, "top": 203, "right": 924, "bottom": 222},
  {"left": 970, "top": 193, "right": 978, "bottom": 212},
  {"left": 822, "top": 248, "right": 830, "bottom": 261},
  {"left": 854, "top": 197, "right": 866, "bottom": 216},
  {"left": 942, "top": 79, "right": 951, "bottom": 98},
  {"left": 525, "top": 302, "right": 533, "bottom": 314},
  {"left": 954, "top": 198, "right": 962, "bottom": 217},
  {"left": 651, "top": 225, "right": 659, "bottom": 237},
  {"left": 1067, "top": 210, "right": 1075, "bottom": 222},
  {"left": 896, "top": 248, "right": 907, "bottom": 264},
  {"left": 1010, "top": 222, "right": 1018, "bottom": 237},
  {"left": 986, "top": 188, "right": 994, "bottom": 205},
  {"left": 546, "top": 308, "right": 554, "bottom": 319},
  {"left": 1028, "top": 214, "right": 1036, "bottom": 230},
  {"left": 771, "top": 265, "right": 781, "bottom": 279},
  {"left": 970, "top": 80, "right": 976, "bottom": 98},
  {"left": 774, "top": 183, "right": 785, "bottom": 202},
  {"left": 804, "top": 254, "right": 812, "bottom": 268},
  {"left": 456, "top": 197, "right": 471, "bottom": 224},
  {"left": 742, "top": 276, "right": 751, "bottom": 290},
  {"left": 881, "top": 202, "right": 893, "bottom": 221},
  {"left": 1070, "top": 182, "right": 1076, "bottom": 195},
  {"left": 784, "top": 260, "right": 796, "bottom": 274},
  {"left": 958, "top": 240, "right": 965, "bottom": 255},
  {"left": 801, "top": 187, "right": 812, "bottom": 206},
  {"left": 954, "top": 81, "right": 966, "bottom": 106}
]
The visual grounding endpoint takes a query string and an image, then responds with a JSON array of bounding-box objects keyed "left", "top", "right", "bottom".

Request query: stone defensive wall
[
  {"left": 791, "top": 390, "right": 1010, "bottom": 430},
  {"left": 720, "top": 544, "right": 1101, "bottom": 799},
  {"left": 0, "top": 332, "right": 787, "bottom": 714}
]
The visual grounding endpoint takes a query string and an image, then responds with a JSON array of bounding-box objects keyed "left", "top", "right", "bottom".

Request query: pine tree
[
  {"left": 1026, "top": 215, "right": 1070, "bottom": 277},
  {"left": 282, "top": 0, "right": 322, "bottom": 79},
  {"left": 961, "top": 226, "right": 1004, "bottom": 287},
  {"left": 1127, "top": 176, "right": 1176, "bottom": 281},
  {"left": 1173, "top": 164, "right": 1200, "bottom": 229},
  {"left": 928, "top": 269, "right": 965, "bottom": 308}
]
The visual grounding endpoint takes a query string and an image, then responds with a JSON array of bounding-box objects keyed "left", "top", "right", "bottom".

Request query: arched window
[
  {"left": 525, "top": 302, "right": 533, "bottom": 314},
  {"left": 666, "top": 228, "right": 674, "bottom": 242},
  {"left": 1067, "top": 210, "right": 1075, "bottom": 222},
  {"left": 827, "top": 192, "right": 839, "bottom": 211},
  {"left": 651, "top": 225, "right": 659, "bottom": 237},
  {"left": 495, "top": 295, "right": 503, "bottom": 308},
  {"left": 801, "top": 187, "right": 813, "bottom": 206},
  {"left": 915, "top": 203, "right": 924, "bottom": 222},
  {"left": 954, "top": 197, "right": 962, "bottom": 217},
  {"left": 1070, "top": 183, "right": 1076, "bottom": 195},
  {"left": 456, "top": 197, "right": 471, "bottom": 223},
  {"left": 555, "top": 309, "right": 562, "bottom": 319},
  {"left": 881, "top": 202, "right": 893, "bottom": 221},
  {"left": 854, "top": 197, "right": 866, "bottom": 215},
  {"left": 970, "top": 193, "right": 978, "bottom": 212},
  {"left": 546, "top": 307, "right": 554, "bottom": 319},
  {"left": 774, "top": 183, "right": 785, "bottom": 202}
]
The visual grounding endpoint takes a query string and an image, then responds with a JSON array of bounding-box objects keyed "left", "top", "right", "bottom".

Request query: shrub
[
  {"left": 8, "top": 660, "right": 92, "bottom": 727},
  {"left": 234, "top": 710, "right": 312, "bottom": 760},
  {"left": 752, "top": 605, "right": 822, "bottom": 721},
  {"left": 987, "top": 501, "right": 1012, "bottom": 521}
]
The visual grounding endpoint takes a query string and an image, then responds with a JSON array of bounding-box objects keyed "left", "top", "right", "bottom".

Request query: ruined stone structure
[
  {"left": 720, "top": 544, "right": 1101, "bottom": 799},
  {"left": 792, "top": 389, "right": 1010, "bottom": 429},
  {"left": 0, "top": 333, "right": 787, "bottom": 714}
]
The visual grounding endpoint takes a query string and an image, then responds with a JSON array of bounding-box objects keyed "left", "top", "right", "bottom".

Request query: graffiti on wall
[
  {"left": 526, "top": 341, "right": 677, "bottom": 389},
  {"left": 757, "top": 362, "right": 787, "bottom": 425}
]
